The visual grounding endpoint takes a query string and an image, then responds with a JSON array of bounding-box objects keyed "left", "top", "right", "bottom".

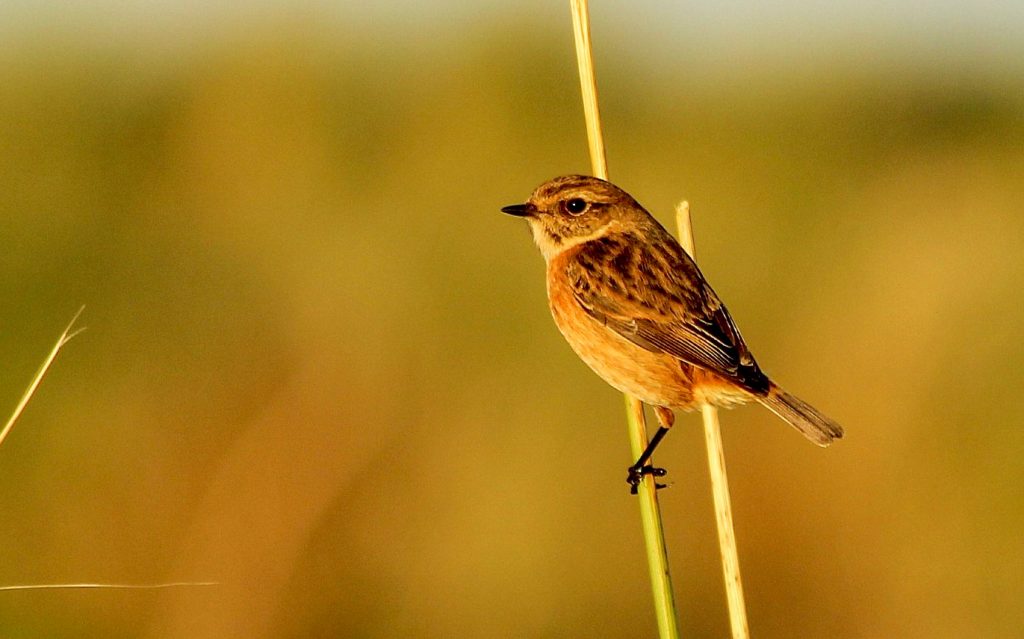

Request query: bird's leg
[{"left": 627, "top": 406, "right": 675, "bottom": 494}]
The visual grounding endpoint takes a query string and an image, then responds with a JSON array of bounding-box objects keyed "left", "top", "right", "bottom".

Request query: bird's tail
[{"left": 757, "top": 384, "right": 844, "bottom": 447}]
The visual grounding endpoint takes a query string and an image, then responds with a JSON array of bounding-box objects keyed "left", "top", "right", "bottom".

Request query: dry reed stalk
[
  {"left": 676, "top": 202, "right": 749, "bottom": 639},
  {"left": 0, "top": 308, "right": 217, "bottom": 593},
  {"left": 0, "top": 307, "right": 85, "bottom": 450},
  {"left": 0, "top": 582, "right": 217, "bottom": 592}
]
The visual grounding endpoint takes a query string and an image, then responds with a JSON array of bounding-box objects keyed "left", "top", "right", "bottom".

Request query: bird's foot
[{"left": 626, "top": 464, "right": 668, "bottom": 495}]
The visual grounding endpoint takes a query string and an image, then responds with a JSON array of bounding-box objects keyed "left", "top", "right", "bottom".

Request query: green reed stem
[{"left": 569, "top": 2, "right": 680, "bottom": 637}]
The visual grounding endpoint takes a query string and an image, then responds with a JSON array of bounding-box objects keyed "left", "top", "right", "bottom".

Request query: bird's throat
[{"left": 530, "top": 218, "right": 617, "bottom": 262}]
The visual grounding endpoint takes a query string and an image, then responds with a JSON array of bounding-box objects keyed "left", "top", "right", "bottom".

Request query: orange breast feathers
[{"left": 545, "top": 248, "right": 702, "bottom": 410}]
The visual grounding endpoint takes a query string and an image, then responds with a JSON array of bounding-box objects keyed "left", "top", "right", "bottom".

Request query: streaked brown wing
[{"left": 566, "top": 232, "right": 757, "bottom": 384}]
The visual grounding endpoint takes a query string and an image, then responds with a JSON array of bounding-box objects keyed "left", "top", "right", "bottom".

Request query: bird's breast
[{"left": 545, "top": 252, "right": 699, "bottom": 409}]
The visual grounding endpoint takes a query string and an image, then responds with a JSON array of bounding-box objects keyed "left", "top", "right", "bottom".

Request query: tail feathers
[{"left": 758, "top": 385, "right": 844, "bottom": 447}]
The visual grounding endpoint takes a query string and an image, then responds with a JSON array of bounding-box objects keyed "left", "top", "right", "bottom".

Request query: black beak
[{"left": 501, "top": 203, "right": 533, "bottom": 217}]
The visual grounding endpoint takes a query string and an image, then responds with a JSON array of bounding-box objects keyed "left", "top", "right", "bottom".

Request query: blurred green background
[{"left": 1, "top": 2, "right": 1023, "bottom": 637}]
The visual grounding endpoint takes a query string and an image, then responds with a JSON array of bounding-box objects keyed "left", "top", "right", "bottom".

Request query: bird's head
[{"left": 502, "top": 175, "right": 647, "bottom": 261}]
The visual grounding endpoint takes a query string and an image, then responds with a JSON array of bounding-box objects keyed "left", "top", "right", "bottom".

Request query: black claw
[{"left": 626, "top": 464, "right": 669, "bottom": 494}]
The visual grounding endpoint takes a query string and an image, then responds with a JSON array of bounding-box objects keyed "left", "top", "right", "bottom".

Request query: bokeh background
[{"left": 1, "top": 2, "right": 1022, "bottom": 637}]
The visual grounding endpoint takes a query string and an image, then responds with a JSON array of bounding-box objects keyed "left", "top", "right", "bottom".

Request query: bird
[{"left": 502, "top": 175, "right": 843, "bottom": 490}]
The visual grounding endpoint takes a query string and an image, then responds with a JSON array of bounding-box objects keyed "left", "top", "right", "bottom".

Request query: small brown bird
[{"left": 502, "top": 175, "right": 843, "bottom": 490}]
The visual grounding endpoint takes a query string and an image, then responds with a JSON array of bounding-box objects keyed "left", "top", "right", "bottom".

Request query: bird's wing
[{"left": 566, "top": 233, "right": 757, "bottom": 382}]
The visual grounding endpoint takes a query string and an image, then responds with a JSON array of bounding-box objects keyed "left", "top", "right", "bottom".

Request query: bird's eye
[{"left": 563, "top": 198, "right": 588, "bottom": 215}]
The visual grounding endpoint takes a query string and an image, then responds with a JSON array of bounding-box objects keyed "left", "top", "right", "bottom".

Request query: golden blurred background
[{"left": 1, "top": 2, "right": 1022, "bottom": 637}]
